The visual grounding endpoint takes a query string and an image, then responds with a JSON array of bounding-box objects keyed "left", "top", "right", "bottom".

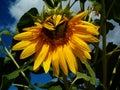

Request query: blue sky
[{"left": 0, "top": 0, "right": 15, "bottom": 32}]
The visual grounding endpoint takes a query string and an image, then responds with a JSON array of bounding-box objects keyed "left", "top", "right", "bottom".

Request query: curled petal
[{"left": 70, "top": 10, "right": 88, "bottom": 22}]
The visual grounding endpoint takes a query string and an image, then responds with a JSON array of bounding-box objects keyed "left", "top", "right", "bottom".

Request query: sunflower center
[{"left": 42, "top": 14, "right": 68, "bottom": 40}]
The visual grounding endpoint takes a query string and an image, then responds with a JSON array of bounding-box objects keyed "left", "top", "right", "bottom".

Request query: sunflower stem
[
  {"left": 106, "top": 0, "right": 115, "bottom": 19},
  {"left": 3, "top": 46, "right": 35, "bottom": 90},
  {"left": 101, "top": 0, "right": 107, "bottom": 89},
  {"left": 79, "top": 0, "right": 84, "bottom": 12},
  {"left": 70, "top": 0, "right": 77, "bottom": 8},
  {"left": 12, "top": 83, "right": 29, "bottom": 88},
  {"left": 63, "top": 74, "right": 70, "bottom": 90},
  {"left": 88, "top": 6, "right": 94, "bottom": 22}
]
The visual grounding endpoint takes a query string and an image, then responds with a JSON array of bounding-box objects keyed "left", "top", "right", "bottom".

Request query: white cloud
[
  {"left": 7, "top": 0, "right": 44, "bottom": 32},
  {"left": 0, "top": 23, "right": 16, "bottom": 33},
  {"left": 107, "top": 20, "right": 120, "bottom": 45},
  {"left": 9, "top": 0, "right": 44, "bottom": 21}
]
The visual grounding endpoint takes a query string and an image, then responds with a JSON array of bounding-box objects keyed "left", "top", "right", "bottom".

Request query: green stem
[
  {"left": 12, "top": 84, "right": 29, "bottom": 88},
  {"left": 88, "top": 6, "right": 94, "bottom": 22},
  {"left": 4, "top": 47, "right": 35, "bottom": 90},
  {"left": 79, "top": 1, "right": 84, "bottom": 12},
  {"left": 71, "top": 77, "right": 78, "bottom": 86},
  {"left": 109, "top": 56, "right": 120, "bottom": 89},
  {"left": 106, "top": 0, "right": 115, "bottom": 19},
  {"left": 93, "top": 43, "right": 99, "bottom": 65},
  {"left": 70, "top": 0, "right": 77, "bottom": 8},
  {"left": 63, "top": 74, "right": 70, "bottom": 90},
  {"left": 101, "top": 0, "right": 107, "bottom": 89}
]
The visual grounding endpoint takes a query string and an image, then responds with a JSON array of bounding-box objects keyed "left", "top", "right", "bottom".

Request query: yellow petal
[
  {"left": 14, "top": 32, "right": 39, "bottom": 40},
  {"left": 70, "top": 10, "right": 88, "bottom": 22},
  {"left": 55, "top": 15, "right": 62, "bottom": 26},
  {"left": 23, "top": 22, "right": 42, "bottom": 31},
  {"left": 74, "top": 33, "right": 99, "bottom": 42},
  {"left": 33, "top": 44, "right": 49, "bottom": 71},
  {"left": 63, "top": 45, "right": 77, "bottom": 74},
  {"left": 57, "top": 46, "right": 68, "bottom": 75},
  {"left": 70, "top": 35, "right": 91, "bottom": 52},
  {"left": 34, "top": 22, "right": 42, "bottom": 28},
  {"left": 20, "top": 41, "right": 38, "bottom": 59},
  {"left": 83, "top": 51, "right": 91, "bottom": 59},
  {"left": 43, "top": 53, "right": 52, "bottom": 73},
  {"left": 43, "top": 23, "right": 55, "bottom": 31},
  {"left": 76, "top": 25, "right": 99, "bottom": 35},
  {"left": 51, "top": 49, "right": 59, "bottom": 76},
  {"left": 23, "top": 27, "right": 41, "bottom": 32},
  {"left": 81, "top": 21, "right": 99, "bottom": 30},
  {"left": 71, "top": 47, "right": 86, "bottom": 63},
  {"left": 76, "top": 51, "right": 87, "bottom": 63},
  {"left": 12, "top": 40, "right": 31, "bottom": 50}
]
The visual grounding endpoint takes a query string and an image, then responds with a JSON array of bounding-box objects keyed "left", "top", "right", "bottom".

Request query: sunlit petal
[
  {"left": 43, "top": 52, "right": 52, "bottom": 73},
  {"left": 63, "top": 45, "right": 77, "bottom": 74},
  {"left": 33, "top": 44, "right": 49, "bottom": 71},
  {"left": 75, "top": 25, "right": 99, "bottom": 35},
  {"left": 55, "top": 15, "right": 62, "bottom": 26},
  {"left": 70, "top": 10, "right": 88, "bottom": 22},
  {"left": 20, "top": 41, "right": 38, "bottom": 59},
  {"left": 57, "top": 46, "right": 68, "bottom": 75},
  {"left": 12, "top": 40, "right": 31, "bottom": 50},
  {"left": 14, "top": 32, "right": 39, "bottom": 40},
  {"left": 70, "top": 34, "right": 91, "bottom": 52},
  {"left": 74, "top": 33, "right": 99, "bottom": 42},
  {"left": 51, "top": 49, "right": 59, "bottom": 76},
  {"left": 83, "top": 51, "right": 91, "bottom": 59}
]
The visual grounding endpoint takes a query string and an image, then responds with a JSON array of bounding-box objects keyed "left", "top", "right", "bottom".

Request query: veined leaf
[
  {"left": 76, "top": 72, "right": 91, "bottom": 81},
  {"left": 84, "top": 61, "right": 96, "bottom": 85}
]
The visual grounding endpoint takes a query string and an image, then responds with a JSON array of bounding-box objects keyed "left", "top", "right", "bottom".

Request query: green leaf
[
  {"left": 0, "top": 30, "right": 12, "bottom": 36},
  {"left": 106, "top": 0, "right": 120, "bottom": 22},
  {"left": 48, "top": 85, "right": 62, "bottom": 90},
  {"left": 17, "top": 8, "right": 38, "bottom": 32},
  {"left": 43, "top": 0, "right": 67, "bottom": 9},
  {"left": 35, "top": 82, "right": 56, "bottom": 89},
  {"left": 5, "top": 65, "right": 30, "bottom": 80},
  {"left": 3, "top": 57, "right": 33, "bottom": 80},
  {"left": 76, "top": 72, "right": 91, "bottom": 81},
  {"left": 43, "top": 0, "right": 58, "bottom": 8},
  {"left": 71, "top": 86, "right": 77, "bottom": 90},
  {"left": 84, "top": 61, "right": 96, "bottom": 85},
  {"left": 0, "top": 75, "right": 13, "bottom": 90},
  {"left": 85, "top": 62, "right": 95, "bottom": 78},
  {"left": 5, "top": 69, "right": 19, "bottom": 80},
  {"left": 93, "top": 1, "right": 102, "bottom": 11}
]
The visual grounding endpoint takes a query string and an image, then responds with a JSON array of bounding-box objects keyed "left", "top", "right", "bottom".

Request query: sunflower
[{"left": 12, "top": 10, "right": 99, "bottom": 76}]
